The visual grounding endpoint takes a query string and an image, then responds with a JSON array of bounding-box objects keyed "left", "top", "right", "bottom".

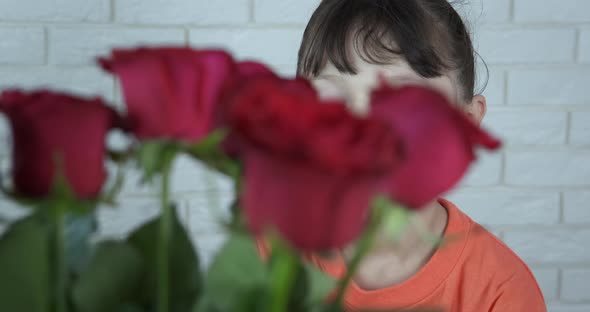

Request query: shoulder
[{"left": 459, "top": 219, "right": 547, "bottom": 310}]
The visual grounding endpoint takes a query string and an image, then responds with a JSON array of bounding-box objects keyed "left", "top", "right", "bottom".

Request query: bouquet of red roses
[{"left": 0, "top": 47, "right": 499, "bottom": 312}]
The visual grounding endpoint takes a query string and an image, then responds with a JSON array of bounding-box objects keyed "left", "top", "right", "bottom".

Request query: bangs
[{"left": 297, "top": 0, "right": 451, "bottom": 79}]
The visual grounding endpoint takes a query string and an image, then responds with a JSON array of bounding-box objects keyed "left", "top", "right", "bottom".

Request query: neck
[{"left": 345, "top": 200, "right": 449, "bottom": 290}]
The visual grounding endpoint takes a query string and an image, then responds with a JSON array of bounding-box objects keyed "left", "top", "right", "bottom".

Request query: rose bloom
[
  {"left": 99, "top": 47, "right": 275, "bottom": 143},
  {"left": 230, "top": 77, "right": 403, "bottom": 251},
  {"left": 0, "top": 90, "right": 119, "bottom": 199}
]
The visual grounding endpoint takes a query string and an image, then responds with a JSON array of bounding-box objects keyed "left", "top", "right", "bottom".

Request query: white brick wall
[
  {"left": 0, "top": 0, "right": 110, "bottom": 22},
  {"left": 531, "top": 268, "right": 560, "bottom": 302},
  {"left": 580, "top": 29, "right": 590, "bottom": 64},
  {"left": 561, "top": 269, "right": 590, "bottom": 302},
  {"left": 0, "top": 0, "right": 589, "bottom": 309},
  {"left": 49, "top": 27, "right": 186, "bottom": 66},
  {"left": 0, "top": 27, "right": 45, "bottom": 65},
  {"left": 115, "top": 0, "right": 250, "bottom": 25},
  {"left": 514, "top": 0, "right": 590, "bottom": 23},
  {"left": 478, "top": 28, "right": 576, "bottom": 64}
]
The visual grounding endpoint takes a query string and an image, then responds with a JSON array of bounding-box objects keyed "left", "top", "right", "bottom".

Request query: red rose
[
  {"left": 99, "top": 47, "right": 274, "bottom": 142},
  {"left": 230, "top": 77, "right": 403, "bottom": 251},
  {"left": 370, "top": 84, "right": 501, "bottom": 208},
  {"left": 0, "top": 90, "right": 119, "bottom": 199}
]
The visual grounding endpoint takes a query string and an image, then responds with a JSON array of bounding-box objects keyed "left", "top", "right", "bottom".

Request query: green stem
[
  {"left": 269, "top": 243, "right": 298, "bottom": 312},
  {"left": 333, "top": 206, "right": 383, "bottom": 307},
  {"left": 54, "top": 204, "right": 67, "bottom": 312},
  {"left": 157, "top": 157, "right": 174, "bottom": 312}
]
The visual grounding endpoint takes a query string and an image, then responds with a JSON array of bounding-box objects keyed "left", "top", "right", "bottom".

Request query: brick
[
  {"left": 487, "top": 229, "right": 503, "bottom": 240},
  {"left": 479, "top": 67, "right": 505, "bottom": 106},
  {"left": 96, "top": 198, "right": 164, "bottom": 239},
  {"left": 273, "top": 64, "right": 298, "bottom": 78},
  {"left": 0, "top": 156, "right": 9, "bottom": 186},
  {"left": 190, "top": 28, "right": 304, "bottom": 67},
  {"left": 460, "top": 151, "right": 502, "bottom": 186},
  {"left": 564, "top": 192, "right": 590, "bottom": 224},
  {"left": 0, "top": 66, "right": 115, "bottom": 102},
  {"left": 478, "top": 28, "right": 576, "bottom": 64},
  {"left": 170, "top": 155, "right": 233, "bottom": 194},
  {"left": 562, "top": 269, "right": 590, "bottom": 302},
  {"left": 104, "top": 162, "right": 152, "bottom": 196},
  {"left": 505, "top": 150, "right": 590, "bottom": 186},
  {"left": 484, "top": 111, "right": 567, "bottom": 145},
  {"left": 105, "top": 129, "right": 131, "bottom": 154},
  {"left": 448, "top": 190, "right": 560, "bottom": 226},
  {"left": 454, "top": 0, "right": 511, "bottom": 25},
  {"left": 0, "top": 27, "right": 45, "bottom": 65},
  {"left": 113, "top": 79, "right": 124, "bottom": 109},
  {"left": 254, "top": 0, "right": 318, "bottom": 24},
  {"left": 0, "top": 198, "right": 29, "bottom": 221},
  {"left": 508, "top": 69, "right": 590, "bottom": 106},
  {"left": 570, "top": 112, "right": 590, "bottom": 145},
  {"left": 580, "top": 29, "right": 590, "bottom": 64},
  {"left": 184, "top": 192, "right": 234, "bottom": 235},
  {"left": 115, "top": 0, "right": 249, "bottom": 25},
  {"left": 504, "top": 229, "right": 590, "bottom": 263},
  {"left": 514, "top": 0, "right": 590, "bottom": 23},
  {"left": 49, "top": 27, "right": 185, "bottom": 66},
  {"left": 0, "top": 0, "right": 109, "bottom": 22},
  {"left": 0, "top": 115, "right": 9, "bottom": 156},
  {"left": 548, "top": 304, "right": 590, "bottom": 312},
  {"left": 110, "top": 154, "right": 233, "bottom": 196},
  {"left": 0, "top": 197, "right": 31, "bottom": 235},
  {"left": 530, "top": 268, "right": 559, "bottom": 301},
  {"left": 190, "top": 233, "right": 228, "bottom": 270}
]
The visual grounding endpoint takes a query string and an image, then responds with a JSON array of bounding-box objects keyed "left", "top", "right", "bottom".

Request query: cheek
[
  {"left": 311, "top": 80, "right": 347, "bottom": 100},
  {"left": 428, "top": 77, "right": 462, "bottom": 105}
]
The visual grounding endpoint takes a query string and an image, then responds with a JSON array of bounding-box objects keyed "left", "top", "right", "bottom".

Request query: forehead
[
  {"left": 318, "top": 51, "right": 415, "bottom": 77},
  {"left": 315, "top": 52, "right": 460, "bottom": 104}
]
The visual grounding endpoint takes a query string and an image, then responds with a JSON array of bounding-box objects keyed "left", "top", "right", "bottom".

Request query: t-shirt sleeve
[{"left": 489, "top": 269, "right": 547, "bottom": 312}]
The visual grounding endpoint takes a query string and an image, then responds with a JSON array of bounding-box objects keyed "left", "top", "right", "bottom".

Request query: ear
[{"left": 464, "top": 95, "right": 487, "bottom": 125}]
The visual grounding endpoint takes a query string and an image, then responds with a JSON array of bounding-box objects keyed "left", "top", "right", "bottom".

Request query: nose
[{"left": 345, "top": 89, "right": 370, "bottom": 116}]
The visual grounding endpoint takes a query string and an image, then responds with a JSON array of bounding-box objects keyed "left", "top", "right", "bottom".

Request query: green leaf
[
  {"left": 71, "top": 241, "right": 144, "bottom": 312},
  {"left": 0, "top": 215, "right": 50, "bottom": 312},
  {"left": 136, "top": 140, "right": 179, "bottom": 183},
  {"left": 116, "top": 303, "right": 145, "bottom": 312},
  {"left": 305, "top": 263, "right": 337, "bottom": 307},
  {"left": 285, "top": 262, "right": 308, "bottom": 312},
  {"left": 200, "top": 234, "right": 268, "bottom": 311},
  {"left": 127, "top": 206, "right": 201, "bottom": 312}
]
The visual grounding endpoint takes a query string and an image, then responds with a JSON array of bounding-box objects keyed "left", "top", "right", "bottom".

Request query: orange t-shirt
[{"left": 304, "top": 199, "right": 547, "bottom": 312}]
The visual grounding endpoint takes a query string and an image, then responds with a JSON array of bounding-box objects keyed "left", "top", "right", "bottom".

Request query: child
[{"left": 296, "top": 0, "right": 547, "bottom": 311}]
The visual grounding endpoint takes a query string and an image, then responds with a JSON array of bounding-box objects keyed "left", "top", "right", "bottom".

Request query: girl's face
[{"left": 311, "top": 51, "right": 486, "bottom": 123}]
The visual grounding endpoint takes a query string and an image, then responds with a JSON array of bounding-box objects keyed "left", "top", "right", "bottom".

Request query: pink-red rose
[
  {"left": 370, "top": 84, "right": 501, "bottom": 208},
  {"left": 0, "top": 90, "right": 118, "bottom": 199},
  {"left": 230, "top": 77, "right": 403, "bottom": 250},
  {"left": 99, "top": 47, "right": 274, "bottom": 143}
]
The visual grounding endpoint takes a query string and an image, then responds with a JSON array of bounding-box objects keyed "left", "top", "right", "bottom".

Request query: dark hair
[{"left": 297, "top": 0, "right": 482, "bottom": 102}]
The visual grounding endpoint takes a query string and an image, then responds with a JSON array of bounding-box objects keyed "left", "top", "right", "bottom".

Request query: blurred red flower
[
  {"left": 370, "top": 84, "right": 501, "bottom": 208},
  {"left": 230, "top": 77, "right": 403, "bottom": 251},
  {"left": 99, "top": 47, "right": 274, "bottom": 143},
  {"left": 0, "top": 90, "right": 118, "bottom": 198}
]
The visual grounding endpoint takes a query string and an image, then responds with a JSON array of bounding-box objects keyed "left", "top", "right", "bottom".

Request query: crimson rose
[
  {"left": 0, "top": 90, "right": 118, "bottom": 199},
  {"left": 99, "top": 47, "right": 274, "bottom": 143},
  {"left": 370, "top": 84, "right": 501, "bottom": 208},
  {"left": 230, "top": 77, "right": 403, "bottom": 251}
]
